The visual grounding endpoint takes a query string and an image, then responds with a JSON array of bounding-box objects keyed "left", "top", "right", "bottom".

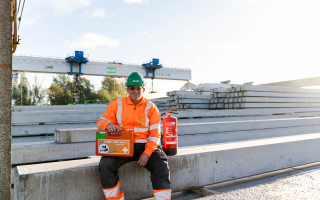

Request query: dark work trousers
[{"left": 99, "top": 143, "right": 171, "bottom": 190}]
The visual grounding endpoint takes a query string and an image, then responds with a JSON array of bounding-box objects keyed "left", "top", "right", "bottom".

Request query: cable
[
  {"left": 17, "top": 0, "right": 22, "bottom": 14},
  {"left": 18, "top": 0, "right": 25, "bottom": 30}
]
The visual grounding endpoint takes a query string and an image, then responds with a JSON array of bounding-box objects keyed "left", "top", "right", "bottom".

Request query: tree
[
  {"left": 47, "top": 75, "right": 99, "bottom": 105},
  {"left": 30, "top": 75, "right": 45, "bottom": 105},
  {"left": 98, "top": 77, "right": 127, "bottom": 102},
  {"left": 12, "top": 73, "right": 31, "bottom": 106},
  {"left": 47, "top": 75, "right": 73, "bottom": 105},
  {"left": 12, "top": 73, "right": 46, "bottom": 106}
]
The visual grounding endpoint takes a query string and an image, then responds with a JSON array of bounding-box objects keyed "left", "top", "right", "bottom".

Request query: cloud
[
  {"left": 140, "top": 31, "right": 151, "bottom": 37},
  {"left": 195, "top": 56, "right": 203, "bottom": 61},
  {"left": 179, "top": 45, "right": 195, "bottom": 48},
  {"left": 124, "top": 0, "right": 149, "bottom": 4},
  {"left": 234, "top": 0, "right": 268, "bottom": 3},
  {"left": 208, "top": 42, "right": 242, "bottom": 50},
  {"left": 82, "top": 8, "right": 110, "bottom": 18},
  {"left": 52, "top": 0, "right": 93, "bottom": 13},
  {"left": 69, "top": 33, "right": 119, "bottom": 50},
  {"left": 22, "top": 14, "right": 42, "bottom": 26}
]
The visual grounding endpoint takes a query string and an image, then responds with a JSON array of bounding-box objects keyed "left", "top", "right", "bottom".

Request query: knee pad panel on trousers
[{"left": 146, "top": 148, "right": 171, "bottom": 190}]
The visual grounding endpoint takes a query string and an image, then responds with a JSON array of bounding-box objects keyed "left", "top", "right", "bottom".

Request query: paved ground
[{"left": 199, "top": 164, "right": 320, "bottom": 200}]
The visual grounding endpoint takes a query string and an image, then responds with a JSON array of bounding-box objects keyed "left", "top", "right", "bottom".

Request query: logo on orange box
[{"left": 98, "top": 139, "right": 130, "bottom": 155}]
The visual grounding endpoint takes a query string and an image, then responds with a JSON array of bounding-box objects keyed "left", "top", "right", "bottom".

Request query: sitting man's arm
[
  {"left": 97, "top": 100, "right": 119, "bottom": 132},
  {"left": 141, "top": 104, "right": 161, "bottom": 161}
]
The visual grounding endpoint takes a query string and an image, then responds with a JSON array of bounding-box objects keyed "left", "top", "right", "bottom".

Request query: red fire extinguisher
[{"left": 161, "top": 108, "right": 178, "bottom": 156}]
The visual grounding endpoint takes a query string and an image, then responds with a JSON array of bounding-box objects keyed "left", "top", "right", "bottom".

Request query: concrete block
[
  {"left": 14, "top": 133, "right": 320, "bottom": 200},
  {"left": 12, "top": 122, "right": 96, "bottom": 136},
  {"left": 55, "top": 128, "right": 96, "bottom": 143},
  {"left": 12, "top": 141, "right": 94, "bottom": 165},
  {"left": 175, "top": 94, "right": 211, "bottom": 100}
]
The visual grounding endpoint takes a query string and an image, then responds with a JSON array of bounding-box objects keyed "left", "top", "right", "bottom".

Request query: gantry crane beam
[{"left": 12, "top": 55, "right": 192, "bottom": 81}]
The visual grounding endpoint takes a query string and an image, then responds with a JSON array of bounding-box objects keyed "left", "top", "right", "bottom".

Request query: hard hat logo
[{"left": 126, "top": 72, "right": 145, "bottom": 87}]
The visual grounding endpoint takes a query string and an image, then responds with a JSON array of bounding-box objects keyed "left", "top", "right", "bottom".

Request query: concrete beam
[
  {"left": 260, "top": 76, "right": 320, "bottom": 87},
  {"left": 183, "top": 104, "right": 210, "bottom": 109},
  {"left": 177, "top": 99, "right": 211, "bottom": 104},
  {"left": 54, "top": 116, "right": 310, "bottom": 144},
  {"left": 177, "top": 117, "right": 320, "bottom": 135},
  {"left": 12, "top": 111, "right": 103, "bottom": 124},
  {"left": 12, "top": 122, "right": 96, "bottom": 136},
  {"left": 12, "top": 141, "right": 94, "bottom": 165},
  {"left": 179, "top": 125, "right": 320, "bottom": 147},
  {"left": 242, "top": 91, "right": 320, "bottom": 98},
  {"left": 174, "top": 95, "right": 211, "bottom": 100},
  {"left": 177, "top": 114, "right": 297, "bottom": 124},
  {"left": 170, "top": 109, "right": 297, "bottom": 118},
  {"left": 12, "top": 135, "right": 54, "bottom": 143},
  {"left": 14, "top": 133, "right": 320, "bottom": 200},
  {"left": 240, "top": 97, "right": 320, "bottom": 103},
  {"left": 12, "top": 104, "right": 109, "bottom": 112},
  {"left": 238, "top": 85, "right": 320, "bottom": 94},
  {"left": 240, "top": 102, "right": 320, "bottom": 108}
]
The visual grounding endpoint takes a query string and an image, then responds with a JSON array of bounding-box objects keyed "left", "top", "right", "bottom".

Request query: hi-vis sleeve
[
  {"left": 143, "top": 104, "right": 161, "bottom": 157},
  {"left": 97, "top": 100, "right": 118, "bottom": 129}
]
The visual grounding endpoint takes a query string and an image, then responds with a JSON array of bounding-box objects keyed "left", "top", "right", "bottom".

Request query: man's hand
[
  {"left": 137, "top": 153, "right": 149, "bottom": 167},
  {"left": 106, "top": 124, "right": 120, "bottom": 133}
]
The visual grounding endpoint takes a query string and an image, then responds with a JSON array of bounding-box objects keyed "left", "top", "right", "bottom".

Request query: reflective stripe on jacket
[{"left": 96, "top": 96, "right": 161, "bottom": 157}]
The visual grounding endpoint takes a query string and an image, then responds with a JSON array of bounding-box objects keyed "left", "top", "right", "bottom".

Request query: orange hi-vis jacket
[{"left": 97, "top": 96, "right": 161, "bottom": 157}]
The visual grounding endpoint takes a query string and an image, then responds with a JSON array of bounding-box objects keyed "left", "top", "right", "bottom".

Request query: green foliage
[
  {"left": 98, "top": 77, "right": 127, "bottom": 102},
  {"left": 46, "top": 75, "right": 127, "bottom": 105}
]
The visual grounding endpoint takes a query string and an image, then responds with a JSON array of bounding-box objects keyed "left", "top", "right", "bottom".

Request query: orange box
[{"left": 96, "top": 129, "right": 134, "bottom": 157}]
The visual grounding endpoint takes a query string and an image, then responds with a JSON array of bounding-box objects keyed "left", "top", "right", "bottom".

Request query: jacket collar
[{"left": 126, "top": 95, "right": 146, "bottom": 105}]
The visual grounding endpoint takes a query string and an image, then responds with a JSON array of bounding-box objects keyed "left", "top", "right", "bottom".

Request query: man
[{"left": 97, "top": 72, "right": 171, "bottom": 200}]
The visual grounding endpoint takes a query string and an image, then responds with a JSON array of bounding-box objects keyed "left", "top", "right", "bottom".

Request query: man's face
[{"left": 127, "top": 85, "right": 145, "bottom": 101}]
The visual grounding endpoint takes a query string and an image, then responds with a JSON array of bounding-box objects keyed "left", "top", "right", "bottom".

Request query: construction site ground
[{"left": 143, "top": 162, "right": 320, "bottom": 200}]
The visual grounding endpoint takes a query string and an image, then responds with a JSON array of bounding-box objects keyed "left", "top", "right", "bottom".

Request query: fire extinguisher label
[{"left": 165, "top": 122, "right": 177, "bottom": 144}]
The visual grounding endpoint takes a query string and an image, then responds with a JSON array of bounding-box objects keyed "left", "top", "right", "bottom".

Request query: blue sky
[{"left": 15, "top": 0, "right": 320, "bottom": 98}]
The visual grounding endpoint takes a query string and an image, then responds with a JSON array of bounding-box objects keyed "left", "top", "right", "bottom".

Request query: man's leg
[
  {"left": 145, "top": 148, "right": 171, "bottom": 200},
  {"left": 99, "top": 156, "right": 131, "bottom": 200}
]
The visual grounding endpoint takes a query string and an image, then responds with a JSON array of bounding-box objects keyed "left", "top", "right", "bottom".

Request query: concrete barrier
[{"left": 14, "top": 133, "right": 320, "bottom": 200}]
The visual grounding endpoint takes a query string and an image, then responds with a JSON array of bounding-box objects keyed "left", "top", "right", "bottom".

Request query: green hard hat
[{"left": 126, "top": 72, "right": 145, "bottom": 87}]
